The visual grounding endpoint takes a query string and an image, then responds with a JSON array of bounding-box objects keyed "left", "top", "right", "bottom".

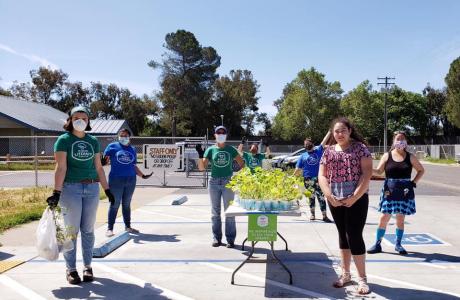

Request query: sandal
[
  {"left": 333, "top": 271, "right": 351, "bottom": 288},
  {"left": 357, "top": 276, "right": 371, "bottom": 295}
]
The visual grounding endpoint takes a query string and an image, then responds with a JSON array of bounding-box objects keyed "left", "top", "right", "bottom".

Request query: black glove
[
  {"left": 46, "top": 190, "right": 61, "bottom": 209},
  {"left": 142, "top": 172, "right": 153, "bottom": 179},
  {"left": 262, "top": 139, "right": 269, "bottom": 147},
  {"left": 101, "top": 155, "right": 109, "bottom": 166},
  {"left": 411, "top": 180, "right": 417, "bottom": 188},
  {"left": 195, "top": 144, "right": 205, "bottom": 158},
  {"left": 241, "top": 136, "right": 247, "bottom": 144},
  {"left": 105, "top": 189, "right": 115, "bottom": 205}
]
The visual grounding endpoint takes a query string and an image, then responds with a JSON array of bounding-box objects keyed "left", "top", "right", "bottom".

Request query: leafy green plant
[
  {"left": 226, "top": 167, "right": 312, "bottom": 201},
  {"left": 51, "top": 206, "right": 76, "bottom": 247}
]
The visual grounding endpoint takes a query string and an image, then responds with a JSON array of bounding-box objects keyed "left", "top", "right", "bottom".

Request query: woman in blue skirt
[{"left": 367, "top": 131, "right": 425, "bottom": 255}]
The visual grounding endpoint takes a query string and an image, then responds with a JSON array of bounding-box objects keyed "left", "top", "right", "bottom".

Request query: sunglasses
[{"left": 215, "top": 131, "right": 226, "bottom": 134}]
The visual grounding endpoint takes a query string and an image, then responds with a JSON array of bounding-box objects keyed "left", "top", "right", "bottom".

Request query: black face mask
[{"left": 305, "top": 144, "right": 314, "bottom": 151}]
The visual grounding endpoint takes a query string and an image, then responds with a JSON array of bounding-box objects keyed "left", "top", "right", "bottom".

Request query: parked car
[
  {"left": 271, "top": 154, "right": 289, "bottom": 168},
  {"left": 278, "top": 148, "right": 307, "bottom": 170}
]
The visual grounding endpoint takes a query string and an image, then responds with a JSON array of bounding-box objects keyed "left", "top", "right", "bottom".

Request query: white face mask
[
  {"left": 119, "top": 136, "right": 130, "bottom": 146},
  {"left": 216, "top": 134, "right": 227, "bottom": 143},
  {"left": 73, "top": 119, "right": 87, "bottom": 132}
]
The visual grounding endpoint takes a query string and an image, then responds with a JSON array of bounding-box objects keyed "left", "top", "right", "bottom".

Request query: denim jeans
[
  {"left": 108, "top": 176, "right": 137, "bottom": 230},
  {"left": 209, "top": 176, "right": 236, "bottom": 243},
  {"left": 59, "top": 182, "right": 99, "bottom": 272}
]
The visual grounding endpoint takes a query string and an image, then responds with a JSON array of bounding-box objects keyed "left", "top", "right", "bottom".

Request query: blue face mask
[{"left": 119, "top": 136, "right": 130, "bottom": 146}]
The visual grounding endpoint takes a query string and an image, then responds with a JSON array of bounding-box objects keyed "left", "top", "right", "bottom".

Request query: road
[{"left": 1, "top": 162, "right": 458, "bottom": 197}]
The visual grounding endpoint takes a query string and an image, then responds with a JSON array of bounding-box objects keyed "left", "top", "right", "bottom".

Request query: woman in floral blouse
[{"left": 318, "top": 117, "right": 373, "bottom": 295}]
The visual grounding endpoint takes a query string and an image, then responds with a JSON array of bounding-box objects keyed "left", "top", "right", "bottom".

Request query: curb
[{"left": 92, "top": 232, "right": 131, "bottom": 258}]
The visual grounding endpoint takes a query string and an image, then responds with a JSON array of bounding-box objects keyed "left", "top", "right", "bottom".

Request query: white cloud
[{"left": 0, "top": 43, "right": 58, "bottom": 70}]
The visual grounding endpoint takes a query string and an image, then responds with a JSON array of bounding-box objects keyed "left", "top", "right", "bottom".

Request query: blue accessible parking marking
[{"left": 384, "top": 233, "right": 449, "bottom": 246}]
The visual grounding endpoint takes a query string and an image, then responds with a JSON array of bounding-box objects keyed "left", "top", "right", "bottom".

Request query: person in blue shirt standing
[
  {"left": 294, "top": 131, "right": 332, "bottom": 222},
  {"left": 103, "top": 128, "right": 152, "bottom": 237}
]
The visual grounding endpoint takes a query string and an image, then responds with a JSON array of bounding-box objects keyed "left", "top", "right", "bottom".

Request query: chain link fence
[
  {"left": 367, "top": 144, "right": 459, "bottom": 160},
  {"left": 1, "top": 136, "right": 458, "bottom": 188},
  {"left": 0, "top": 135, "right": 209, "bottom": 188}
]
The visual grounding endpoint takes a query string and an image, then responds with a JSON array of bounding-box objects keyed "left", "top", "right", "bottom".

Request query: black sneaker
[
  {"left": 66, "top": 270, "right": 82, "bottom": 285},
  {"left": 83, "top": 267, "right": 94, "bottom": 282},
  {"left": 212, "top": 240, "right": 222, "bottom": 247},
  {"left": 322, "top": 216, "right": 333, "bottom": 223},
  {"left": 395, "top": 244, "right": 408, "bottom": 255},
  {"left": 226, "top": 242, "right": 235, "bottom": 248},
  {"left": 367, "top": 242, "right": 382, "bottom": 254}
]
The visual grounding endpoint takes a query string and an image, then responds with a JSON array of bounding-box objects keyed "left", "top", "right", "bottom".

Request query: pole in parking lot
[
  {"left": 34, "top": 135, "right": 38, "bottom": 187},
  {"left": 377, "top": 76, "right": 395, "bottom": 152}
]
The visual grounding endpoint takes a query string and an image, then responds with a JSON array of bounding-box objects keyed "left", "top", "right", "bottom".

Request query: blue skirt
[{"left": 378, "top": 178, "right": 416, "bottom": 215}]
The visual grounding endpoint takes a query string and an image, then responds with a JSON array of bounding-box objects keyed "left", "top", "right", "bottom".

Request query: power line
[{"left": 377, "top": 76, "right": 395, "bottom": 152}]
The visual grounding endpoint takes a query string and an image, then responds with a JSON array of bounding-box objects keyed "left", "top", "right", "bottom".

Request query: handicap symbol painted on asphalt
[{"left": 383, "top": 233, "right": 447, "bottom": 246}]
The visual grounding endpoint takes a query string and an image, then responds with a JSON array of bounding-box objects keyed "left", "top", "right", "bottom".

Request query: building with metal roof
[
  {"left": 0, "top": 95, "right": 130, "bottom": 136},
  {"left": 87, "top": 119, "right": 130, "bottom": 136},
  {"left": 0, "top": 95, "right": 68, "bottom": 135}
]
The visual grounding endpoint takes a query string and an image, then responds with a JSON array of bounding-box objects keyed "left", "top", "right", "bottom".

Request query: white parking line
[
  {"left": 178, "top": 206, "right": 210, "bottom": 213},
  {"left": 93, "top": 262, "right": 194, "bottom": 300},
  {"left": 307, "top": 261, "right": 460, "bottom": 298},
  {"left": 201, "top": 262, "right": 336, "bottom": 299},
  {"left": 0, "top": 172, "right": 15, "bottom": 177},
  {"left": 0, "top": 274, "right": 47, "bottom": 300},
  {"left": 418, "top": 262, "right": 448, "bottom": 269},
  {"left": 137, "top": 209, "right": 207, "bottom": 222}
]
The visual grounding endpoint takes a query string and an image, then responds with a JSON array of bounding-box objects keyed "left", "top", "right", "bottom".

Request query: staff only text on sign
[{"left": 143, "top": 144, "right": 183, "bottom": 170}]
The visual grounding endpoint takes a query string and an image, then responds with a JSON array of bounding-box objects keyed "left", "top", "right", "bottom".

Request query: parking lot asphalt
[{"left": 1, "top": 175, "right": 460, "bottom": 299}]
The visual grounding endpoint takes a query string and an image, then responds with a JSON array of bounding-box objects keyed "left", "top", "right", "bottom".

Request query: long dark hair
[{"left": 325, "top": 117, "right": 367, "bottom": 146}]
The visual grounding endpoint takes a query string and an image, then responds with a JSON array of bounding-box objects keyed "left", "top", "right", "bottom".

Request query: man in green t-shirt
[
  {"left": 237, "top": 137, "right": 271, "bottom": 172},
  {"left": 197, "top": 126, "right": 244, "bottom": 248}
]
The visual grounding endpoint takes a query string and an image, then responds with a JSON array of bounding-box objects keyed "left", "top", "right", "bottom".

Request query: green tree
[
  {"left": 256, "top": 112, "right": 272, "bottom": 136},
  {"left": 213, "top": 70, "right": 260, "bottom": 136},
  {"left": 341, "top": 81, "right": 384, "bottom": 143},
  {"left": 30, "top": 67, "right": 68, "bottom": 105},
  {"left": 89, "top": 82, "right": 127, "bottom": 119},
  {"left": 149, "top": 30, "right": 221, "bottom": 136},
  {"left": 57, "top": 81, "right": 90, "bottom": 113},
  {"left": 8, "top": 81, "right": 35, "bottom": 100},
  {"left": 272, "top": 68, "right": 342, "bottom": 142},
  {"left": 120, "top": 94, "right": 160, "bottom": 136},
  {"left": 0, "top": 86, "right": 12, "bottom": 97},
  {"left": 89, "top": 82, "right": 160, "bottom": 135},
  {"left": 445, "top": 57, "right": 460, "bottom": 127},
  {"left": 386, "top": 86, "right": 427, "bottom": 137}
]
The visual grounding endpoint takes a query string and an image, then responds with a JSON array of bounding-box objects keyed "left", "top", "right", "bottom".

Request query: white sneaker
[{"left": 105, "top": 230, "right": 114, "bottom": 237}]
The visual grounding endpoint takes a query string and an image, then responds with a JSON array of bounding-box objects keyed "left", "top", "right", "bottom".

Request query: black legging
[{"left": 329, "top": 194, "right": 369, "bottom": 255}]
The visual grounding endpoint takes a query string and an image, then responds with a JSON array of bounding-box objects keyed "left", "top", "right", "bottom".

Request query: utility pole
[
  {"left": 377, "top": 76, "right": 395, "bottom": 152},
  {"left": 220, "top": 114, "right": 224, "bottom": 126}
]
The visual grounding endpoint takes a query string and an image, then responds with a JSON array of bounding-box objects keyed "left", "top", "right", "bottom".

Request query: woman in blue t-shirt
[{"left": 103, "top": 128, "right": 152, "bottom": 237}]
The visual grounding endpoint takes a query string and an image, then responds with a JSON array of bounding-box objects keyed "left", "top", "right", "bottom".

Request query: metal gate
[
  {"left": 128, "top": 136, "right": 209, "bottom": 188},
  {"left": 0, "top": 135, "right": 209, "bottom": 188}
]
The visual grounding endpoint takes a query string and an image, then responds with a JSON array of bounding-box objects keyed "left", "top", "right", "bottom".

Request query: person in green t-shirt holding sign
[
  {"left": 45, "top": 106, "right": 115, "bottom": 285},
  {"left": 197, "top": 126, "right": 245, "bottom": 248},
  {"left": 237, "top": 137, "right": 271, "bottom": 172}
]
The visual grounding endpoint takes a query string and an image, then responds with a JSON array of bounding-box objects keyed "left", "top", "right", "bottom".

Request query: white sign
[{"left": 144, "top": 144, "right": 182, "bottom": 170}]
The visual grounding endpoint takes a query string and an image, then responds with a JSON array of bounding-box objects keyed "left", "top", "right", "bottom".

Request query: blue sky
[{"left": 1, "top": 0, "right": 460, "bottom": 117}]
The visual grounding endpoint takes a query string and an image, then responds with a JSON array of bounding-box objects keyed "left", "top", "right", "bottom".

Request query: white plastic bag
[
  {"left": 54, "top": 209, "right": 74, "bottom": 253},
  {"left": 36, "top": 207, "right": 59, "bottom": 261}
]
